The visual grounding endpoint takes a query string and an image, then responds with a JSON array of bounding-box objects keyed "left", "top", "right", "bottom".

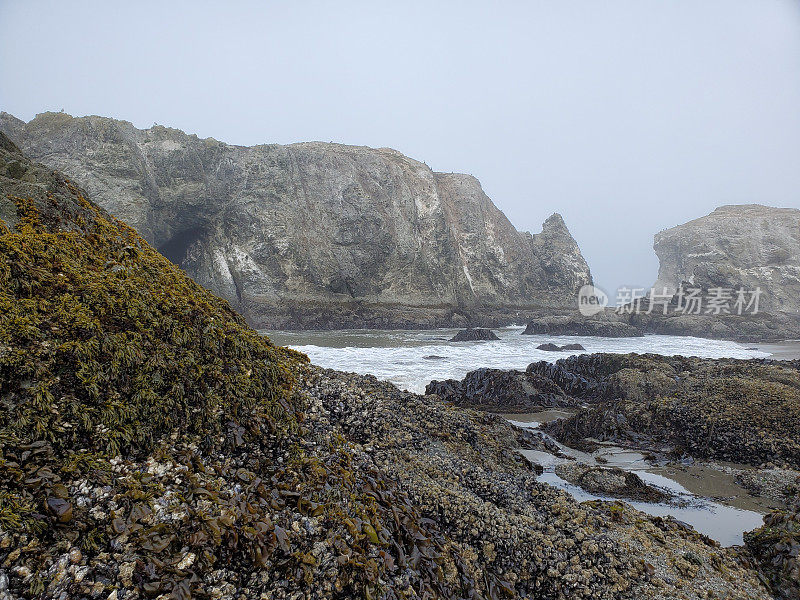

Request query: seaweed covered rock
[
  {"left": 426, "top": 367, "right": 580, "bottom": 412},
  {"left": 308, "top": 366, "right": 773, "bottom": 600},
  {"left": 543, "top": 353, "right": 800, "bottom": 468},
  {"left": 0, "top": 133, "right": 472, "bottom": 599},
  {"left": 554, "top": 462, "right": 669, "bottom": 503},
  {"left": 526, "top": 358, "right": 610, "bottom": 398},
  {"left": 745, "top": 497, "right": 800, "bottom": 600},
  {"left": 0, "top": 132, "right": 300, "bottom": 458}
]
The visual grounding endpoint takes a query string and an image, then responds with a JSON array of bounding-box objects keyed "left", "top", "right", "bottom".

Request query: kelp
[
  {"left": 745, "top": 496, "right": 800, "bottom": 600},
  {"left": 0, "top": 187, "right": 301, "bottom": 458},
  {"left": 0, "top": 134, "right": 482, "bottom": 599}
]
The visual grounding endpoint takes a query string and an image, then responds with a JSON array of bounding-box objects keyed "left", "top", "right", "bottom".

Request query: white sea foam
[{"left": 265, "top": 326, "right": 771, "bottom": 394}]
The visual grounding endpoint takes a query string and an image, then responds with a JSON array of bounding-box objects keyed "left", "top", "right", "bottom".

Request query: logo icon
[{"left": 578, "top": 285, "right": 608, "bottom": 316}]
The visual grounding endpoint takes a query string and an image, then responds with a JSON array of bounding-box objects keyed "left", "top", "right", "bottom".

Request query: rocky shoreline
[
  {"left": 540, "top": 354, "right": 800, "bottom": 469},
  {"left": 293, "top": 366, "right": 775, "bottom": 599},
  {"left": 1, "top": 132, "right": 788, "bottom": 599},
  {"left": 437, "top": 353, "right": 800, "bottom": 471},
  {"left": 429, "top": 352, "right": 800, "bottom": 598}
]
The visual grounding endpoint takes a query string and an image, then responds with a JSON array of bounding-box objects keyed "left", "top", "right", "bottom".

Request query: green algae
[
  {"left": 0, "top": 134, "right": 481, "bottom": 599},
  {"left": 0, "top": 187, "right": 303, "bottom": 459}
]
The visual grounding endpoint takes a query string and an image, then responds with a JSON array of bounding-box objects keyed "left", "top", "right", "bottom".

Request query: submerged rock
[
  {"left": 450, "top": 327, "right": 500, "bottom": 342},
  {"left": 537, "top": 342, "right": 586, "bottom": 352}
]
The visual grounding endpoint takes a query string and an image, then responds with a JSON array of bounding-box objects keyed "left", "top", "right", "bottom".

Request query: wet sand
[
  {"left": 748, "top": 340, "right": 800, "bottom": 360},
  {"left": 650, "top": 463, "right": 784, "bottom": 514}
]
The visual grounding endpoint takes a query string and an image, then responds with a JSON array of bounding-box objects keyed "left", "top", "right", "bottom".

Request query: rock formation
[
  {"left": 653, "top": 204, "right": 800, "bottom": 315},
  {"left": 0, "top": 111, "right": 592, "bottom": 329},
  {"left": 518, "top": 205, "right": 800, "bottom": 342},
  {"left": 540, "top": 353, "right": 800, "bottom": 469},
  {"left": 536, "top": 342, "right": 586, "bottom": 351},
  {"left": 523, "top": 314, "right": 642, "bottom": 337},
  {"left": 554, "top": 462, "right": 669, "bottom": 503},
  {"left": 426, "top": 366, "right": 580, "bottom": 412}
]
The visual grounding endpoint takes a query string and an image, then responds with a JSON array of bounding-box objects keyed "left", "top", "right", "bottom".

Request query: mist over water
[{"left": 265, "top": 327, "right": 770, "bottom": 394}]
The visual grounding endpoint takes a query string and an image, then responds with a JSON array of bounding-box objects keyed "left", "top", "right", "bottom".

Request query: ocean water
[{"left": 265, "top": 326, "right": 771, "bottom": 394}]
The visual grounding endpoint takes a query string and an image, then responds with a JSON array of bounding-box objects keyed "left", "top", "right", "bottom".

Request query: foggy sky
[{"left": 2, "top": 0, "right": 799, "bottom": 298}]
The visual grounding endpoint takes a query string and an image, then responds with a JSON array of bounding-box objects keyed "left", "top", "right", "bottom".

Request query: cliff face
[
  {"left": 654, "top": 204, "right": 800, "bottom": 315},
  {"left": 0, "top": 111, "right": 591, "bottom": 328}
]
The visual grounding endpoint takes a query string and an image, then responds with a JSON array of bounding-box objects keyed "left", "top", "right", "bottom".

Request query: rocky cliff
[
  {"left": 0, "top": 111, "right": 592, "bottom": 328},
  {"left": 653, "top": 204, "right": 800, "bottom": 315}
]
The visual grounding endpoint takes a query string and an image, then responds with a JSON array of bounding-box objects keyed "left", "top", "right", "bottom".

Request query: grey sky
[{"left": 2, "top": 0, "right": 799, "bottom": 297}]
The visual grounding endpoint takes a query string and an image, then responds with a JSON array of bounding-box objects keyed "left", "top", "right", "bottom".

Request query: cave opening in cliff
[{"left": 157, "top": 226, "right": 208, "bottom": 266}]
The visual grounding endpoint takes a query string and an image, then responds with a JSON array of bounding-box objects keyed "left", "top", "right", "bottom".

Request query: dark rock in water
[
  {"left": 426, "top": 367, "right": 579, "bottom": 412},
  {"left": 523, "top": 315, "right": 642, "bottom": 337},
  {"left": 450, "top": 328, "right": 500, "bottom": 342},
  {"left": 537, "top": 342, "right": 586, "bottom": 352},
  {"left": 561, "top": 343, "right": 586, "bottom": 350},
  {"left": 423, "top": 355, "right": 447, "bottom": 360},
  {"left": 554, "top": 462, "right": 669, "bottom": 503},
  {"left": 537, "top": 343, "right": 563, "bottom": 351}
]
